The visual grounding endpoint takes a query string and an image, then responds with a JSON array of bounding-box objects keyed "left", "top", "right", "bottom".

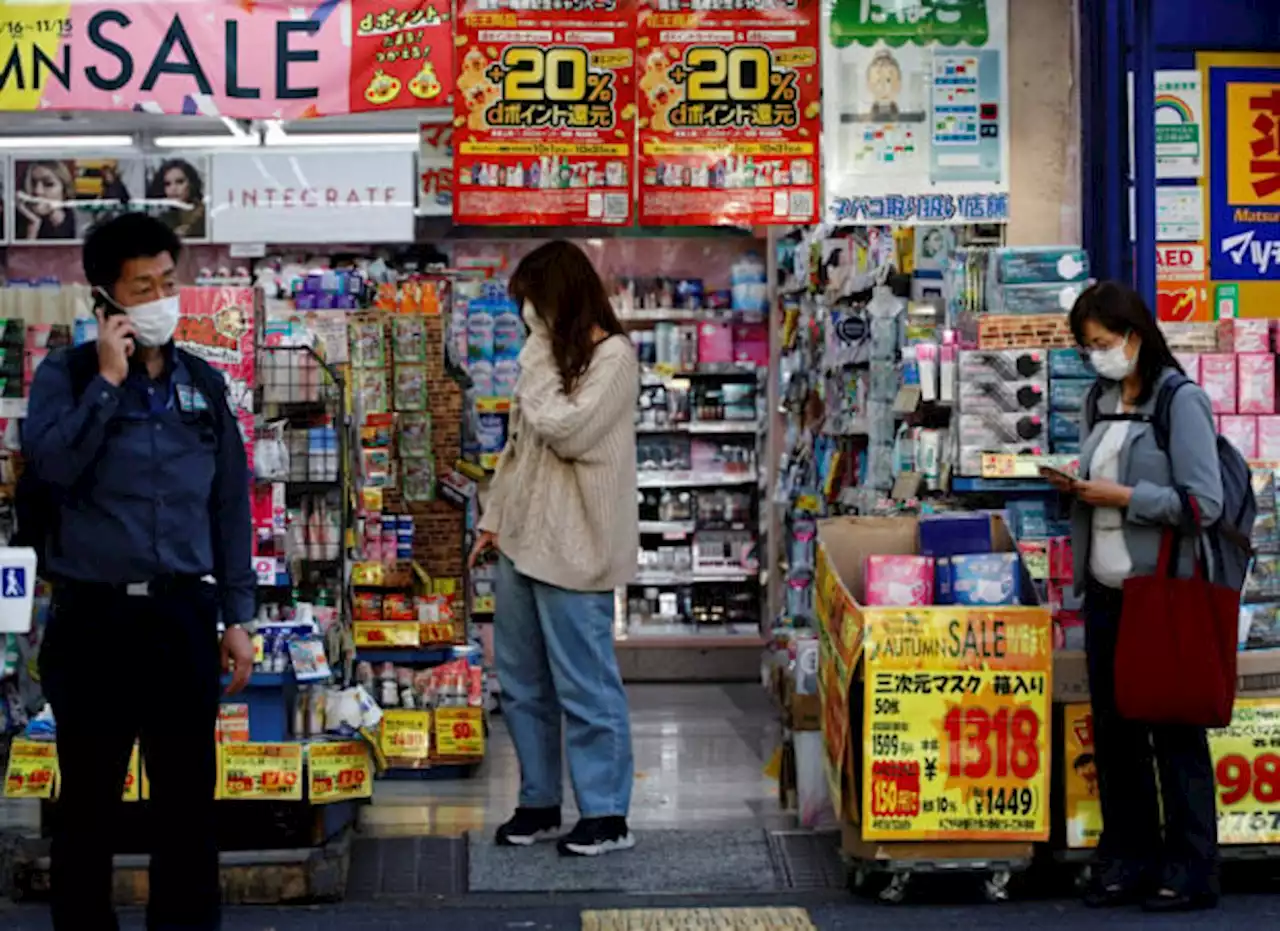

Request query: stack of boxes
[
  {"left": 986, "top": 246, "right": 1091, "bottom": 317},
  {"left": 1047, "top": 348, "right": 1096, "bottom": 454},
  {"left": 955, "top": 349, "right": 1049, "bottom": 475}
]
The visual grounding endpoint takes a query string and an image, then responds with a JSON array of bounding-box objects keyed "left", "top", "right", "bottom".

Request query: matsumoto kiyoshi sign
[
  {"left": 1209, "top": 66, "right": 1280, "bottom": 281},
  {"left": 0, "top": 0, "right": 454, "bottom": 119}
]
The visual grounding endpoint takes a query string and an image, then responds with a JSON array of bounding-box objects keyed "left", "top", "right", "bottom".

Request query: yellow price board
[
  {"left": 381, "top": 709, "right": 433, "bottom": 761},
  {"left": 422, "top": 622, "right": 457, "bottom": 644},
  {"left": 435, "top": 707, "right": 485, "bottom": 758},
  {"left": 354, "top": 621, "right": 421, "bottom": 648},
  {"left": 217, "top": 743, "right": 304, "bottom": 801},
  {"left": 1064, "top": 698, "right": 1280, "bottom": 848},
  {"left": 122, "top": 743, "right": 141, "bottom": 803},
  {"left": 308, "top": 742, "right": 373, "bottom": 805},
  {"left": 861, "top": 607, "right": 1053, "bottom": 842},
  {"left": 4, "top": 739, "right": 56, "bottom": 799}
]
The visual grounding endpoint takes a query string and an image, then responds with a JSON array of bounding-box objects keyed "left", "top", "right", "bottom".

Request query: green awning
[{"left": 828, "top": 0, "right": 992, "bottom": 49}]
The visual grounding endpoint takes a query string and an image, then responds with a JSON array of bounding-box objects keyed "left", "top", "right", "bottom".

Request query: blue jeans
[{"left": 494, "top": 555, "right": 634, "bottom": 818}]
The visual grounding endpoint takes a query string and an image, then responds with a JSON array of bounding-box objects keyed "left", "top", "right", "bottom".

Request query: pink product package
[
  {"left": 732, "top": 323, "right": 769, "bottom": 367},
  {"left": 1199, "top": 354, "right": 1238, "bottom": 414},
  {"left": 697, "top": 322, "right": 734, "bottom": 365},
  {"left": 1174, "top": 352, "right": 1201, "bottom": 382},
  {"left": 1219, "top": 415, "right": 1259, "bottom": 459},
  {"left": 1260, "top": 417, "right": 1280, "bottom": 459},
  {"left": 1226, "top": 319, "right": 1273, "bottom": 354},
  {"left": 1237, "top": 354, "right": 1277, "bottom": 414},
  {"left": 864, "top": 554, "right": 935, "bottom": 606}
]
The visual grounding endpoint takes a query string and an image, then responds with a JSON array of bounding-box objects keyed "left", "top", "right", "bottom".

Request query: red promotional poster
[
  {"left": 349, "top": 0, "right": 456, "bottom": 114},
  {"left": 636, "top": 0, "right": 820, "bottom": 227},
  {"left": 453, "top": 0, "right": 636, "bottom": 226},
  {"left": 177, "top": 288, "right": 256, "bottom": 470}
]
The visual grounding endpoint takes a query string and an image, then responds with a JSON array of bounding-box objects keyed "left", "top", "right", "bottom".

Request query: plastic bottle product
[
  {"left": 731, "top": 252, "right": 768, "bottom": 313},
  {"left": 492, "top": 301, "right": 523, "bottom": 360}
]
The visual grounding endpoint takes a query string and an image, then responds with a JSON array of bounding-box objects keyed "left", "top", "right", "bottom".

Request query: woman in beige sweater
[{"left": 470, "top": 240, "right": 639, "bottom": 857}]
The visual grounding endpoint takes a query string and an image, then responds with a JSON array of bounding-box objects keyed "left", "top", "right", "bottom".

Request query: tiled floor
[{"left": 361, "top": 683, "right": 788, "bottom": 838}]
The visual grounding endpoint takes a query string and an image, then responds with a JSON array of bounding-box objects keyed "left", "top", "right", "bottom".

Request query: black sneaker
[
  {"left": 556, "top": 816, "right": 635, "bottom": 857},
  {"left": 495, "top": 807, "right": 562, "bottom": 846}
]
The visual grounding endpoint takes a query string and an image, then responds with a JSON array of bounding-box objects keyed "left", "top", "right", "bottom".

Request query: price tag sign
[
  {"left": 381, "top": 709, "right": 434, "bottom": 761},
  {"left": 636, "top": 0, "right": 820, "bottom": 226},
  {"left": 122, "top": 742, "right": 141, "bottom": 803},
  {"left": 435, "top": 707, "right": 485, "bottom": 758},
  {"left": 861, "top": 607, "right": 1052, "bottom": 841},
  {"left": 4, "top": 739, "right": 56, "bottom": 799},
  {"left": 217, "top": 743, "right": 304, "bottom": 801},
  {"left": 453, "top": 0, "right": 636, "bottom": 226},
  {"left": 421, "top": 622, "right": 457, "bottom": 644},
  {"left": 355, "top": 621, "right": 422, "bottom": 647},
  {"left": 308, "top": 741, "right": 374, "bottom": 804}
]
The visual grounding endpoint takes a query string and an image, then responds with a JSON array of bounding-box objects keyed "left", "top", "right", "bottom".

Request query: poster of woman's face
[
  {"left": 12, "top": 157, "right": 144, "bottom": 244},
  {"left": 145, "top": 156, "right": 210, "bottom": 243}
]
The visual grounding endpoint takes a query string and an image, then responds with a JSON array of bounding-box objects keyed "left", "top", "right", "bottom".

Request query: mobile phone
[{"left": 1038, "top": 465, "right": 1077, "bottom": 485}]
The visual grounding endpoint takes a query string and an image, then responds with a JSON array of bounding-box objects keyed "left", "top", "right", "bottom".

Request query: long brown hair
[{"left": 509, "top": 240, "right": 625, "bottom": 392}]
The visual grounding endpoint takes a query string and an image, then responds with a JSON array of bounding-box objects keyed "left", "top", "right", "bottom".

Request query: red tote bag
[{"left": 1113, "top": 505, "right": 1239, "bottom": 728}]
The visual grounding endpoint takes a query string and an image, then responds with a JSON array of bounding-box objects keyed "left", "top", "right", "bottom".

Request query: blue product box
[
  {"left": 1049, "top": 379, "right": 1092, "bottom": 412},
  {"left": 1050, "top": 411, "right": 1081, "bottom": 442},
  {"left": 1006, "top": 500, "right": 1049, "bottom": 539},
  {"left": 991, "top": 282, "right": 1085, "bottom": 316},
  {"left": 1048, "top": 348, "right": 1095, "bottom": 380},
  {"left": 1052, "top": 441, "right": 1081, "bottom": 456},
  {"left": 946, "top": 552, "right": 1022, "bottom": 606},
  {"left": 918, "top": 513, "right": 993, "bottom": 558}
]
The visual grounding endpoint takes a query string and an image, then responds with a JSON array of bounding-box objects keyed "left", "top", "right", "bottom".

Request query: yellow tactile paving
[{"left": 582, "top": 907, "right": 816, "bottom": 931}]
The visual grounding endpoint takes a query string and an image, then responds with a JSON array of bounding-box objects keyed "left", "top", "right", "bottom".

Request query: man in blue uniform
[{"left": 23, "top": 213, "right": 255, "bottom": 931}]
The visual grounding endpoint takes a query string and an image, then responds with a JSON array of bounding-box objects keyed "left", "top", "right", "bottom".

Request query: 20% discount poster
[{"left": 861, "top": 608, "right": 1052, "bottom": 842}]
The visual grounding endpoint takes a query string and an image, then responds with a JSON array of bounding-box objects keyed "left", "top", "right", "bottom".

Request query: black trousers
[
  {"left": 1084, "top": 582, "right": 1219, "bottom": 896},
  {"left": 40, "top": 579, "right": 222, "bottom": 931}
]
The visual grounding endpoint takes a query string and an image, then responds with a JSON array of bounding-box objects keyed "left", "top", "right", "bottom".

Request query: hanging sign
[
  {"left": 635, "top": 0, "right": 820, "bottom": 227},
  {"left": 1208, "top": 66, "right": 1280, "bottom": 282},
  {"left": 0, "top": 0, "right": 453, "bottom": 119},
  {"left": 177, "top": 286, "right": 256, "bottom": 469},
  {"left": 452, "top": 0, "right": 636, "bottom": 226},
  {"left": 217, "top": 743, "right": 305, "bottom": 801},
  {"left": 861, "top": 607, "right": 1052, "bottom": 842},
  {"left": 308, "top": 741, "right": 374, "bottom": 804},
  {"left": 418, "top": 123, "right": 454, "bottom": 218},
  {"left": 821, "top": 0, "right": 1010, "bottom": 225}
]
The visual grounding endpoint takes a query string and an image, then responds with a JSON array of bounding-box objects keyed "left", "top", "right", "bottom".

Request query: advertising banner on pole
[
  {"left": 821, "top": 0, "right": 1010, "bottom": 225},
  {"left": 0, "top": 0, "right": 454, "bottom": 119},
  {"left": 452, "top": 0, "right": 635, "bottom": 226},
  {"left": 635, "top": 0, "right": 820, "bottom": 227}
]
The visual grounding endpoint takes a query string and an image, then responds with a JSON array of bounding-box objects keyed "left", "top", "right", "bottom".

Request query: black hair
[
  {"left": 1068, "top": 280, "right": 1183, "bottom": 405},
  {"left": 145, "top": 158, "right": 204, "bottom": 206},
  {"left": 82, "top": 213, "right": 182, "bottom": 292}
]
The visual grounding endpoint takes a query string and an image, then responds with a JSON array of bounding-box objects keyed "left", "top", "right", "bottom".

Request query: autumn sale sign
[
  {"left": 636, "top": 0, "right": 820, "bottom": 227},
  {"left": 453, "top": 0, "right": 636, "bottom": 226}
]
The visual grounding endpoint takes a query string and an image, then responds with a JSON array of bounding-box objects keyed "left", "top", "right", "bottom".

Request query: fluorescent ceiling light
[
  {"left": 154, "top": 133, "right": 261, "bottom": 148},
  {"left": 0, "top": 135, "right": 135, "bottom": 149},
  {"left": 264, "top": 123, "right": 418, "bottom": 147}
]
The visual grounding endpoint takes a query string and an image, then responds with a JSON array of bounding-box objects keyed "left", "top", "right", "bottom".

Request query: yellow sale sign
[
  {"left": 122, "top": 743, "right": 141, "bottom": 803},
  {"left": 435, "top": 707, "right": 484, "bottom": 758},
  {"left": 861, "top": 607, "right": 1053, "bottom": 842},
  {"left": 217, "top": 743, "right": 304, "bottom": 801},
  {"left": 380, "top": 709, "right": 433, "bottom": 761},
  {"left": 1062, "top": 703, "right": 1102, "bottom": 848},
  {"left": 308, "top": 742, "right": 373, "bottom": 804},
  {"left": 4, "top": 739, "right": 56, "bottom": 799}
]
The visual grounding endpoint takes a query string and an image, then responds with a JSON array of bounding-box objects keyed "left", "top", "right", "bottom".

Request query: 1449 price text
[
  {"left": 487, "top": 46, "right": 617, "bottom": 129},
  {"left": 667, "top": 45, "right": 799, "bottom": 129}
]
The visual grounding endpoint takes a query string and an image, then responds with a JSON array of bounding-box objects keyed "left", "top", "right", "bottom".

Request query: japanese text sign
[
  {"left": 861, "top": 607, "right": 1052, "bottom": 842},
  {"left": 177, "top": 287, "right": 256, "bottom": 471},
  {"left": 1209, "top": 67, "right": 1280, "bottom": 281},
  {"left": 435, "top": 706, "right": 485, "bottom": 758},
  {"left": 453, "top": 0, "right": 636, "bottom": 226},
  {"left": 380, "top": 708, "right": 433, "bottom": 761},
  {"left": 0, "top": 1, "right": 453, "bottom": 119},
  {"left": 217, "top": 743, "right": 304, "bottom": 801},
  {"left": 308, "top": 741, "right": 374, "bottom": 804},
  {"left": 636, "top": 0, "right": 820, "bottom": 226},
  {"left": 3, "top": 739, "right": 56, "bottom": 800}
]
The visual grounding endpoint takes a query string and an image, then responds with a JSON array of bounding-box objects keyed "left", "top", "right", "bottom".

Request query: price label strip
[
  {"left": 3, "top": 739, "right": 57, "bottom": 799},
  {"left": 636, "top": 0, "right": 820, "bottom": 226},
  {"left": 435, "top": 706, "right": 485, "bottom": 758},
  {"left": 217, "top": 743, "right": 304, "bottom": 801},
  {"left": 308, "top": 741, "right": 374, "bottom": 804},
  {"left": 453, "top": 0, "right": 636, "bottom": 226},
  {"left": 861, "top": 607, "right": 1053, "bottom": 842},
  {"left": 381, "top": 709, "right": 434, "bottom": 762}
]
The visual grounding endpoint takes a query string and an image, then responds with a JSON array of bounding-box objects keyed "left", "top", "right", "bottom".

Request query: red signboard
[
  {"left": 636, "top": 0, "right": 820, "bottom": 227},
  {"left": 453, "top": 0, "right": 636, "bottom": 226}
]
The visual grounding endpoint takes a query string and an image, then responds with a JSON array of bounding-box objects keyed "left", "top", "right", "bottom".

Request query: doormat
[
  {"left": 583, "top": 907, "right": 815, "bottom": 930},
  {"left": 468, "top": 829, "right": 779, "bottom": 893}
]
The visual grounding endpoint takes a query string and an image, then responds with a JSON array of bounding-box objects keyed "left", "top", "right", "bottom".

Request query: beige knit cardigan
[{"left": 478, "top": 316, "right": 639, "bottom": 592}]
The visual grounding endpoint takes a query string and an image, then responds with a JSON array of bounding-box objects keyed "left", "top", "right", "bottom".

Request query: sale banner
[
  {"left": 308, "top": 741, "right": 374, "bottom": 804},
  {"left": 435, "top": 706, "right": 485, "bottom": 758},
  {"left": 1062, "top": 703, "right": 1102, "bottom": 848},
  {"left": 636, "top": 0, "right": 820, "bottom": 226},
  {"left": 0, "top": 1, "right": 453, "bottom": 119},
  {"left": 3, "top": 739, "right": 56, "bottom": 800},
  {"left": 381, "top": 708, "right": 433, "bottom": 761},
  {"left": 217, "top": 743, "right": 304, "bottom": 801},
  {"left": 453, "top": 0, "right": 636, "bottom": 226},
  {"left": 861, "top": 607, "right": 1053, "bottom": 842},
  {"left": 177, "top": 287, "right": 256, "bottom": 470}
]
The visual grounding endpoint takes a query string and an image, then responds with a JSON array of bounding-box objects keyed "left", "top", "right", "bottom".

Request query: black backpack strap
[
  {"left": 1083, "top": 380, "right": 1101, "bottom": 433},
  {"left": 64, "top": 342, "right": 103, "bottom": 401},
  {"left": 176, "top": 348, "right": 230, "bottom": 441}
]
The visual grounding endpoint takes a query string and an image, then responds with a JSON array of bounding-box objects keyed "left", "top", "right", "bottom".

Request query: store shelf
[
  {"left": 951, "top": 477, "right": 1058, "bottom": 493},
  {"left": 356, "top": 648, "right": 454, "bottom": 665},
  {"left": 638, "top": 520, "right": 697, "bottom": 535},
  {"left": 636, "top": 420, "right": 763, "bottom": 435},
  {"left": 631, "top": 569, "right": 757, "bottom": 585},
  {"left": 637, "top": 471, "right": 758, "bottom": 489},
  {"left": 641, "top": 363, "right": 759, "bottom": 378},
  {"left": 615, "top": 632, "right": 765, "bottom": 648},
  {"left": 619, "top": 308, "right": 766, "bottom": 325}
]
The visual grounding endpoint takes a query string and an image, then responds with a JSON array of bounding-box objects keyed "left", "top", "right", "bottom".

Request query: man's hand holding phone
[{"left": 96, "top": 308, "right": 136, "bottom": 387}]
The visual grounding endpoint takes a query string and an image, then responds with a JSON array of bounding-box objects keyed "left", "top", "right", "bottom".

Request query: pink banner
[
  {"left": 177, "top": 286, "right": 255, "bottom": 469},
  {"left": 0, "top": 0, "right": 454, "bottom": 119}
]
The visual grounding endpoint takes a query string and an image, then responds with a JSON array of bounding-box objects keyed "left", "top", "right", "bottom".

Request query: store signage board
[
  {"left": 0, "top": 0, "right": 454, "bottom": 119},
  {"left": 1063, "top": 698, "right": 1280, "bottom": 848},
  {"left": 452, "top": 0, "right": 636, "bottom": 226},
  {"left": 209, "top": 151, "right": 416, "bottom": 243},
  {"left": 860, "top": 607, "right": 1052, "bottom": 842},
  {"left": 821, "top": 0, "right": 1010, "bottom": 225},
  {"left": 1207, "top": 66, "right": 1280, "bottom": 283},
  {"left": 418, "top": 124, "right": 453, "bottom": 218},
  {"left": 1126, "top": 71, "right": 1206, "bottom": 180},
  {"left": 635, "top": 0, "right": 820, "bottom": 227},
  {"left": 217, "top": 742, "right": 304, "bottom": 801},
  {"left": 308, "top": 741, "right": 374, "bottom": 804}
]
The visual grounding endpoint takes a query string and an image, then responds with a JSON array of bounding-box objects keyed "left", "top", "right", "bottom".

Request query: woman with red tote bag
[{"left": 1043, "top": 283, "right": 1225, "bottom": 913}]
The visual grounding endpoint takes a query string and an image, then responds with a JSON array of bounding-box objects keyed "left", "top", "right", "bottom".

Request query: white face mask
[
  {"left": 99, "top": 289, "right": 181, "bottom": 348},
  {"left": 1090, "top": 335, "right": 1136, "bottom": 381}
]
